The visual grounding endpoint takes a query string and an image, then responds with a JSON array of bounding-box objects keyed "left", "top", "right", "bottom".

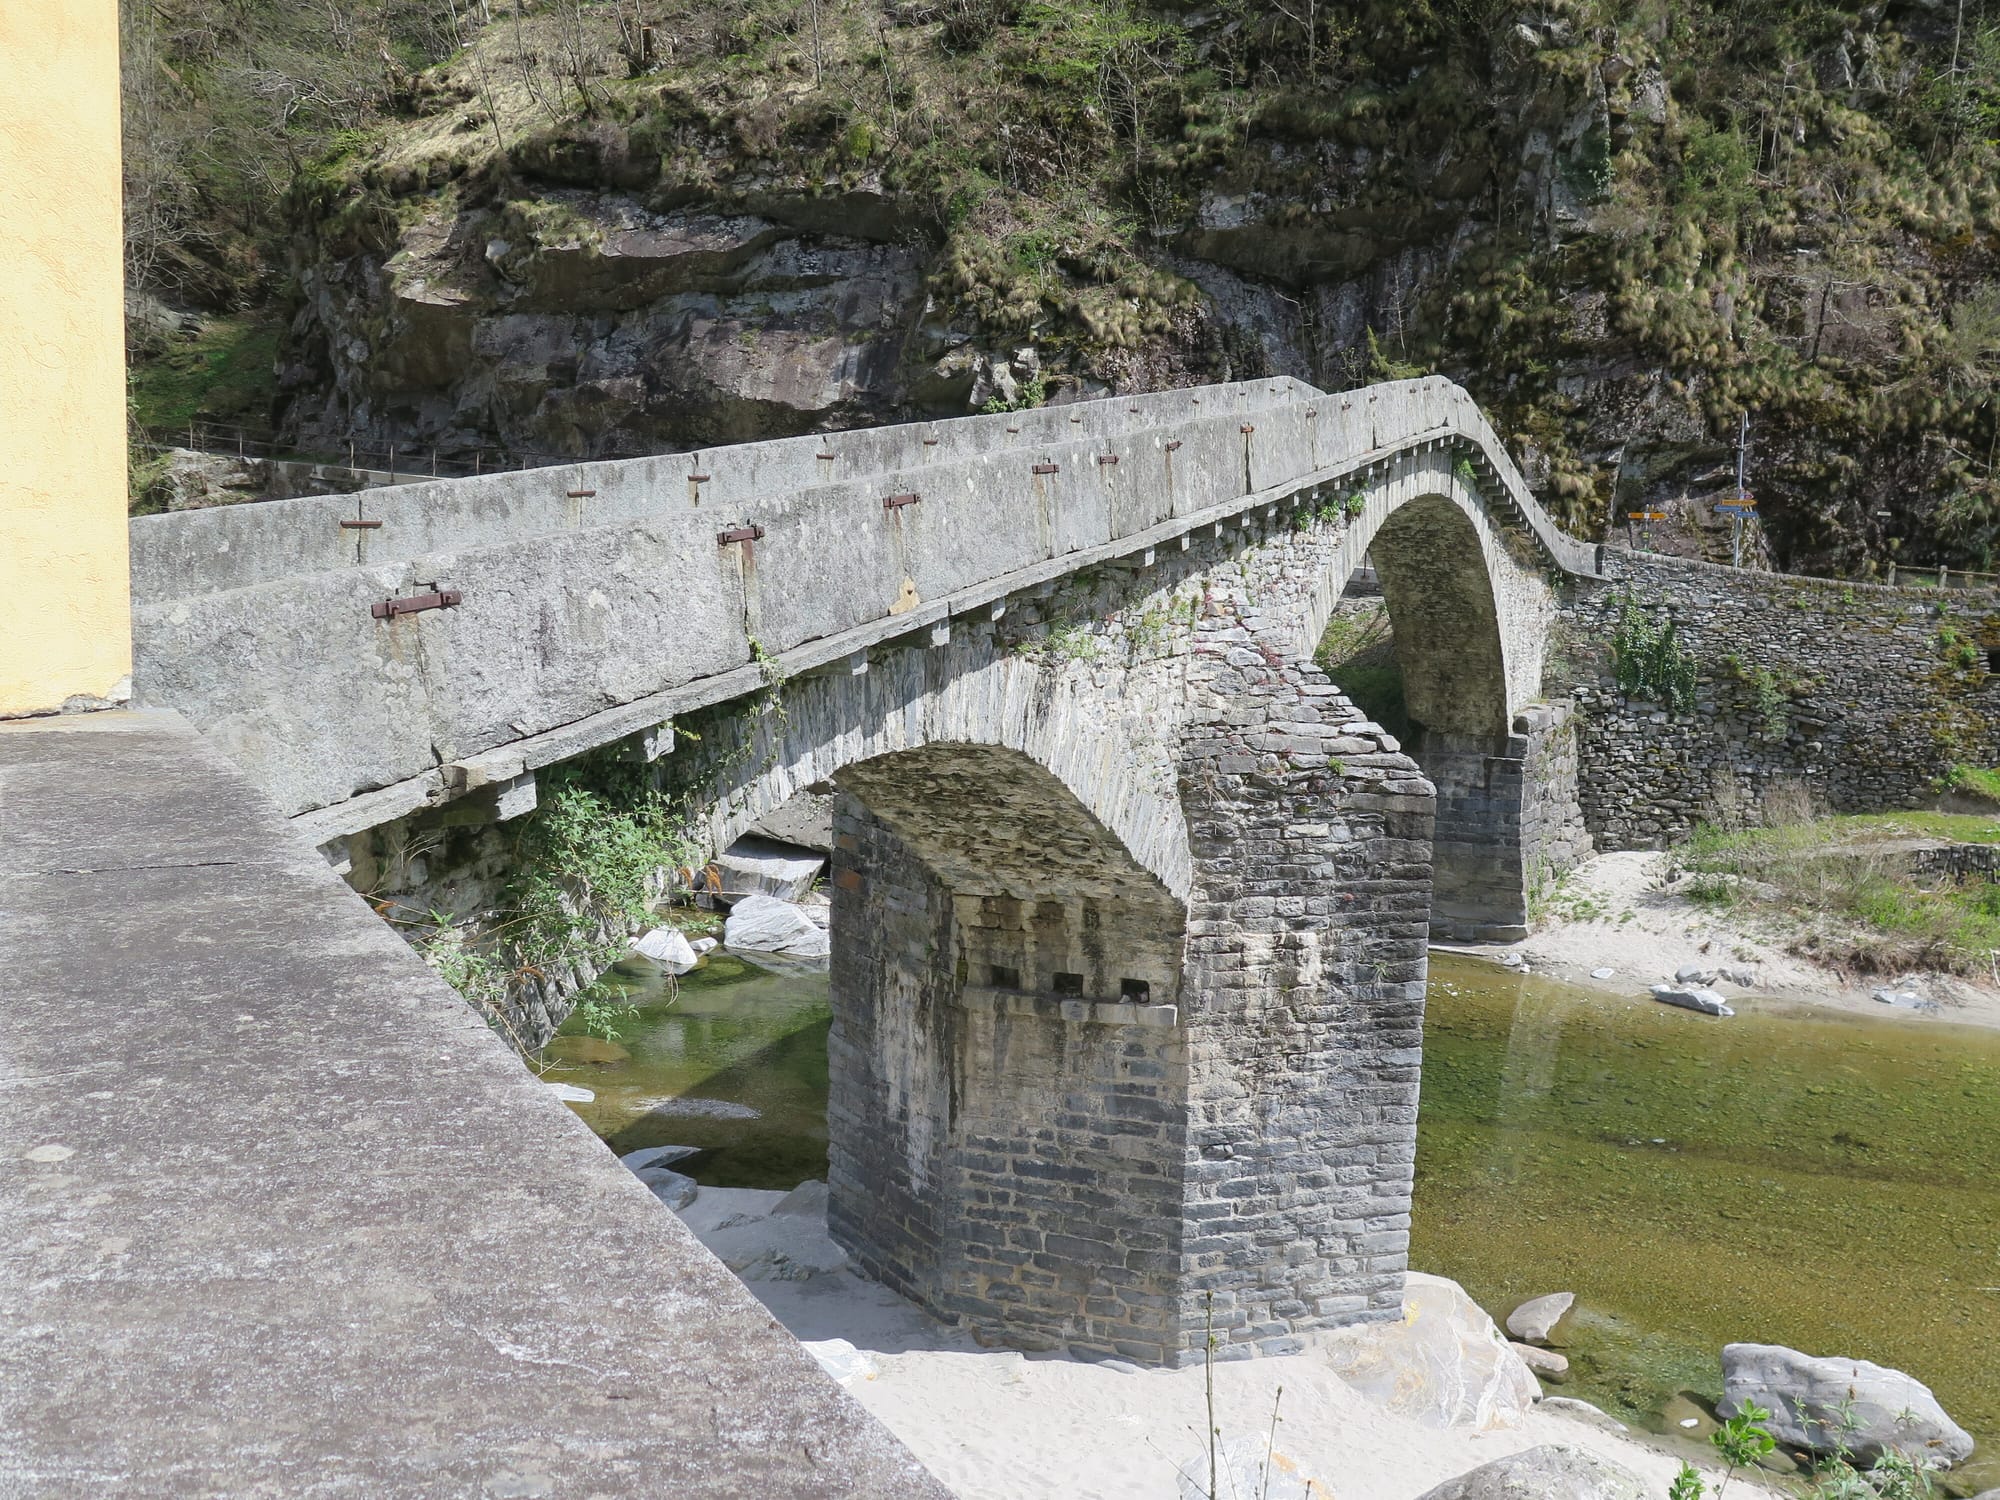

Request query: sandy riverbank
[
  {"left": 680, "top": 1187, "right": 1780, "bottom": 1500},
  {"left": 1450, "top": 849, "right": 2000, "bottom": 1032}
]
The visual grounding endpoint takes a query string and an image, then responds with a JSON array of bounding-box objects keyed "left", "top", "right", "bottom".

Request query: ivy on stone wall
[{"left": 1612, "top": 596, "right": 1699, "bottom": 714}]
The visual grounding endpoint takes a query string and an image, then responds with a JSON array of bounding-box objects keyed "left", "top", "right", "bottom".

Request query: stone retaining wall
[{"left": 1559, "top": 552, "right": 2000, "bottom": 848}]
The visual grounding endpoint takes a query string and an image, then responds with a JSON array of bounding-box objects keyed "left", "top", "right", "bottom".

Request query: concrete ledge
[{"left": 0, "top": 710, "right": 946, "bottom": 1498}]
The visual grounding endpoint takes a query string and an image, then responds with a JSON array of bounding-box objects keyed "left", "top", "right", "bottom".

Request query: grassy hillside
[{"left": 124, "top": 0, "right": 2000, "bottom": 571}]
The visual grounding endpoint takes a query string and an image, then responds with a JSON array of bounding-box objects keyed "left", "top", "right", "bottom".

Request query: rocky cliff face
[{"left": 273, "top": 0, "right": 2000, "bottom": 575}]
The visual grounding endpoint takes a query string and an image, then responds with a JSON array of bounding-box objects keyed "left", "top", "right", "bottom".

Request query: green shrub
[{"left": 1612, "top": 597, "right": 1698, "bottom": 713}]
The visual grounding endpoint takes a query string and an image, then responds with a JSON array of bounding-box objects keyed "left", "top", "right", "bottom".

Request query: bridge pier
[{"left": 821, "top": 646, "right": 1435, "bottom": 1366}]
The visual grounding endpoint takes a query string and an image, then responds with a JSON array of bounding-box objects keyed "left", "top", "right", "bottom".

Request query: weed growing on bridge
[
  {"left": 1611, "top": 596, "right": 1698, "bottom": 713},
  {"left": 406, "top": 753, "right": 704, "bottom": 1053},
  {"left": 1127, "top": 593, "right": 1198, "bottom": 659},
  {"left": 1935, "top": 620, "right": 1983, "bottom": 671},
  {"left": 512, "top": 758, "right": 702, "bottom": 973},
  {"left": 1719, "top": 654, "right": 1794, "bottom": 742}
]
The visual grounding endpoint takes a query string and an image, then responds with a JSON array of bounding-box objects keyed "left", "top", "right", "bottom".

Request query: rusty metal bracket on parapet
[
  {"left": 882, "top": 493, "right": 921, "bottom": 511},
  {"left": 717, "top": 525, "right": 765, "bottom": 545},
  {"left": 1031, "top": 462, "right": 1059, "bottom": 475},
  {"left": 371, "top": 587, "right": 461, "bottom": 620}
]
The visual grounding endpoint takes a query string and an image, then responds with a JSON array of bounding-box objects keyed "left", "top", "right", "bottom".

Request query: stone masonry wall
[
  {"left": 1172, "top": 595, "right": 1435, "bottom": 1360},
  {"left": 1560, "top": 552, "right": 2000, "bottom": 848},
  {"left": 823, "top": 791, "right": 1196, "bottom": 1365}
]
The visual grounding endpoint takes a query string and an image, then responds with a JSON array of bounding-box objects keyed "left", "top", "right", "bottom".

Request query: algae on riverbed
[
  {"left": 541, "top": 952, "right": 832, "bottom": 1191},
  {"left": 1413, "top": 952, "right": 2000, "bottom": 1492}
]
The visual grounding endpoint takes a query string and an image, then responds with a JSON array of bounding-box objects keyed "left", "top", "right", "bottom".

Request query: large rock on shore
[
  {"left": 1650, "top": 984, "right": 1734, "bottom": 1016},
  {"left": 714, "top": 835, "right": 825, "bottom": 902},
  {"left": 1720, "top": 1343, "right": 1975, "bottom": 1468},
  {"left": 1413, "top": 1444, "right": 1649, "bottom": 1500},
  {"left": 1321, "top": 1272, "right": 1539, "bottom": 1430}
]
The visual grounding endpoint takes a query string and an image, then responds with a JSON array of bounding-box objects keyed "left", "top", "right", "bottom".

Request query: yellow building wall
[{"left": 0, "top": 0, "right": 134, "bottom": 716}]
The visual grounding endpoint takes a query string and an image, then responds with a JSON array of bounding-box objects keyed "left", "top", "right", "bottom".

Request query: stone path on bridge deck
[{"left": 0, "top": 709, "right": 943, "bottom": 1498}]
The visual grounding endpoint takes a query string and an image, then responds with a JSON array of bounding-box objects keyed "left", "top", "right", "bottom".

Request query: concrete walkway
[{"left": 0, "top": 711, "right": 945, "bottom": 1496}]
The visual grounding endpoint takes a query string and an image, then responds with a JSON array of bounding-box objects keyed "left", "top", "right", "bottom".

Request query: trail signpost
[{"left": 1717, "top": 411, "right": 1754, "bottom": 567}]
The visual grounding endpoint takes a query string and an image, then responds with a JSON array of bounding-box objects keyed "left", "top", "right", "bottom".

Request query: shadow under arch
[
  {"left": 1349, "top": 491, "right": 1530, "bottom": 939},
  {"left": 821, "top": 740, "right": 1194, "bottom": 1363}
]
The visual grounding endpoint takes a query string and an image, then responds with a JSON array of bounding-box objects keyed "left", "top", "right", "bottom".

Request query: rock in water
[
  {"left": 723, "top": 893, "right": 831, "bottom": 958},
  {"left": 632, "top": 925, "right": 698, "bottom": 974},
  {"left": 1177, "top": 1436, "right": 1324, "bottom": 1500},
  {"left": 1512, "top": 1342, "right": 1570, "bottom": 1379},
  {"left": 714, "top": 835, "right": 826, "bottom": 902},
  {"left": 1505, "top": 1291, "right": 1575, "bottom": 1344},
  {"left": 1413, "top": 1444, "right": 1649, "bottom": 1500},
  {"left": 1320, "top": 1272, "right": 1539, "bottom": 1430},
  {"left": 1650, "top": 984, "right": 1735, "bottom": 1016},
  {"left": 544, "top": 1081, "right": 595, "bottom": 1103},
  {"left": 619, "top": 1144, "right": 699, "bottom": 1173},
  {"left": 1590, "top": 967, "right": 1617, "bottom": 980},
  {"left": 1720, "top": 1343, "right": 1974, "bottom": 1468},
  {"left": 637, "top": 1168, "right": 699, "bottom": 1210}
]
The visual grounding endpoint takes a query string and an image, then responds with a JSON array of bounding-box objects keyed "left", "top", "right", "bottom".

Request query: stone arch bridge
[{"left": 131, "top": 375, "right": 1989, "bottom": 1367}]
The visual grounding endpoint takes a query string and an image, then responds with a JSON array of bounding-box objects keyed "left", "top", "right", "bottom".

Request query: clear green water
[
  {"left": 1415, "top": 953, "right": 2000, "bottom": 1492},
  {"left": 544, "top": 949, "right": 2000, "bottom": 1487},
  {"left": 540, "top": 952, "right": 833, "bottom": 1190}
]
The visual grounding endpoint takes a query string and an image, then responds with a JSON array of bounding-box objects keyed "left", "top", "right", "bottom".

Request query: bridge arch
[{"left": 1290, "top": 457, "right": 1565, "bottom": 940}]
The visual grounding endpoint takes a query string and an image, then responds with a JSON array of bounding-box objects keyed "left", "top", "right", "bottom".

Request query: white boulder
[
  {"left": 544, "top": 1082, "right": 594, "bottom": 1103},
  {"left": 619, "top": 1144, "right": 699, "bottom": 1172},
  {"left": 1413, "top": 1444, "right": 1649, "bottom": 1500},
  {"left": 1651, "top": 984, "right": 1734, "bottom": 1016},
  {"left": 638, "top": 1167, "right": 698, "bottom": 1210},
  {"left": 715, "top": 835, "right": 826, "bottom": 902},
  {"left": 1506, "top": 1291, "right": 1574, "bottom": 1344},
  {"left": 724, "top": 893, "right": 831, "bottom": 958},
  {"left": 1320, "top": 1272, "right": 1539, "bottom": 1430},
  {"left": 1720, "top": 1343, "right": 1974, "bottom": 1468},
  {"left": 772, "top": 1179, "right": 830, "bottom": 1218},
  {"left": 1512, "top": 1342, "right": 1570, "bottom": 1379},
  {"left": 632, "top": 925, "right": 698, "bottom": 974}
]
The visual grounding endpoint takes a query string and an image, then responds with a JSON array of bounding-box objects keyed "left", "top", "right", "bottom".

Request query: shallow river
[{"left": 542, "top": 949, "right": 2000, "bottom": 1487}]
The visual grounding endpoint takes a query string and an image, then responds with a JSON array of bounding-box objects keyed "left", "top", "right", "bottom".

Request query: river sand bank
[
  {"left": 1450, "top": 849, "right": 2000, "bottom": 1032},
  {"left": 681, "top": 1187, "right": 1780, "bottom": 1500}
]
